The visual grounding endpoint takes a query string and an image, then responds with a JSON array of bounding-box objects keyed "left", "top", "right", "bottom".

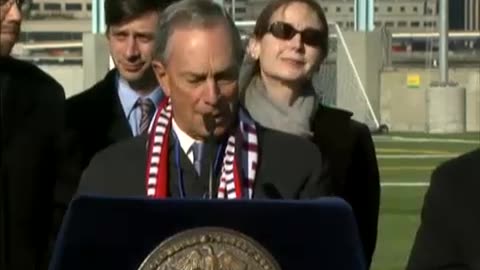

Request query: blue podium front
[{"left": 49, "top": 196, "right": 365, "bottom": 270}]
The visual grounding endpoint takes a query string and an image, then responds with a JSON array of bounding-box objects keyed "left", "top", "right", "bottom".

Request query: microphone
[{"left": 203, "top": 114, "right": 216, "bottom": 199}]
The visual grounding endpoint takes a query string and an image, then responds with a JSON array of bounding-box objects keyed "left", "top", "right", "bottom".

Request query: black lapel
[
  {"left": 0, "top": 69, "right": 9, "bottom": 149},
  {"left": 100, "top": 70, "right": 133, "bottom": 142},
  {"left": 0, "top": 58, "right": 32, "bottom": 142}
]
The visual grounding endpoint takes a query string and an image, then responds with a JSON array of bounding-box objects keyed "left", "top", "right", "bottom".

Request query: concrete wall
[
  {"left": 337, "top": 30, "right": 384, "bottom": 128},
  {"left": 33, "top": 35, "right": 110, "bottom": 99},
  {"left": 380, "top": 69, "right": 427, "bottom": 131},
  {"left": 22, "top": 19, "right": 91, "bottom": 33},
  {"left": 81, "top": 33, "right": 111, "bottom": 94},
  {"left": 466, "top": 71, "right": 480, "bottom": 131},
  {"left": 34, "top": 63, "right": 479, "bottom": 133},
  {"left": 38, "top": 64, "right": 84, "bottom": 98},
  {"left": 380, "top": 68, "right": 480, "bottom": 132}
]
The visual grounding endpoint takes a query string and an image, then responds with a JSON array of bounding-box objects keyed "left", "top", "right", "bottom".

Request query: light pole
[
  {"left": 438, "top": 0, "right": 449, "bottom": 83},
  {"left": 91, "top": 0, "right": 105, "bottom": 34},
  {"left": 354, "top": 0, "right": 375, "bottom": 31}
]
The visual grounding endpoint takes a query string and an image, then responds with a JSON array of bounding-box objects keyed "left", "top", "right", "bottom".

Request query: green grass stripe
[{"left": 371, "top": 186, "right": 428, "bottom": 270}]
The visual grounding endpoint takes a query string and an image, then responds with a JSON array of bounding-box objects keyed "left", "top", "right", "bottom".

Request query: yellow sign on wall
[{"left": 407, "top": 74, "right": 421, "bottom": 88}]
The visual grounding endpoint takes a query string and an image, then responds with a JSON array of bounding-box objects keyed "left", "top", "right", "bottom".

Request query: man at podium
[{"left": 77, "top": 0, "right": 331, "bottom": 200}]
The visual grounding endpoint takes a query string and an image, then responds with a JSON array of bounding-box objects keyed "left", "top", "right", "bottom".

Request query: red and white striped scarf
[{"left": 145, "top": 98, "right": 259, "bottom": 199}]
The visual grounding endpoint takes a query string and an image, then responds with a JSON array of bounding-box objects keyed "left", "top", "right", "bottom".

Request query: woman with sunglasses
[{"left": 239, "top": 0, "right": 380, "bottom": 267}]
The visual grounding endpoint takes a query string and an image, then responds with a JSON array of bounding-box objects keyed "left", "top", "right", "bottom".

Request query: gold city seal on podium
[{"left": 138, "top": 227, "right": 282, "bottom": 270}]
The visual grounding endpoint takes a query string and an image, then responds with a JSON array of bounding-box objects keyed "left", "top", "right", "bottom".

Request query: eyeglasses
[
  {"left": 0, "top": 0, "right": 24, "bottom": 11},
  {"left": 267, "top": 21, "right": 324, "bottom": 47}
]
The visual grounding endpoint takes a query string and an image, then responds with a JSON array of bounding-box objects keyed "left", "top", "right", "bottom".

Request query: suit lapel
[
  {"left": 100, "top": 70, "right": 133, "bottom": 142},
  {"left": 252, "top": 127, "right": 310, "bottom": 199},
  {"left": 0, "top": 69, "right": 10, "bottom": 130},
  {"left": 107, "top": 99, "right": 133, "bottom": 141},
  {"left": 311, "top": 105, "right": 355, "bottom": 191},
  {"left": 0, "top": 59, "right": 32, "bottom": 141},
  {"left": 0, "top": 70, "right": 10, "bottom": 145}
]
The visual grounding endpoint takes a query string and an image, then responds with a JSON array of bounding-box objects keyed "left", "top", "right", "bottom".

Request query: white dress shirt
[
  {"left": 171, "top": 119, "right": 202, "bottom": 164},
  {"left": 117, "top": 76, "right": 163, "bottom": 136}
]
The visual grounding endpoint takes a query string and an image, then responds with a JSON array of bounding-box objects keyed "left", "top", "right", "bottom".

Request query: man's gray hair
[{"left": 154, "top": 0, "right": 244, "bottom": 64}]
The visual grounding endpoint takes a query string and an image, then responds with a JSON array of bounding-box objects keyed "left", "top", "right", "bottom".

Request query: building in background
[
  {"left": 448, "top": 0, "right": 480, "bottom": 31},
  {"left": 464, "top": 0, "right": 480, "bottom": 31},
  {"left": 24, "top": 0, "right": 480, "bottom": 32},
  {"left": 223, "top": 0, "right": 250, "bottom": 20},
  {"left": 223, "top": 0, "right": 440, "bottom": 32},
  {"left": 28, "top": 0, "right": 91, "bottom": 19},
  {"left": 13, "top": 0, "right": 479, "bottom": 126}
]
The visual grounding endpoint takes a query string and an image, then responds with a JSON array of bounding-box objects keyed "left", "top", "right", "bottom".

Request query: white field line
[
  {"left": 381, "top": 182, "right": 429, "bottom": 187},
  {"left": 377, "top": 154, "right": 459, "bottom": 159},
  {"left": 374, "top": 136, "right": 480, "bottom": 144}
]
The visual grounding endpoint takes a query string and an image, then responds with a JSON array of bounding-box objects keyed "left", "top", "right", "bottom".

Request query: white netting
[{"left": 327, "top": 23, "right": 380, "bottom": 130}]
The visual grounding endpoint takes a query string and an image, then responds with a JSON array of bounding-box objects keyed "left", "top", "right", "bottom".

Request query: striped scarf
[{"left": 145, "top": 98, "right": 259, "bottom": 199}]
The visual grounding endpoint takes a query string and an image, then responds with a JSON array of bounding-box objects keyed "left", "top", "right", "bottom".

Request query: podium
[{"left": 49, "top": 196, "right": 366, "bottom": 270}]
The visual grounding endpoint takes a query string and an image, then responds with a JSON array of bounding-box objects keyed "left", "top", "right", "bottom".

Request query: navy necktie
[{"left": 191, "top": 142, "right": 203, "bottom": 176}]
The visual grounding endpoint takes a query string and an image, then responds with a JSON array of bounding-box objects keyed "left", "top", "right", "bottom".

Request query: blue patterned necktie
[{"left": 137, "top": 98, "right": 155, "bottom": 135}]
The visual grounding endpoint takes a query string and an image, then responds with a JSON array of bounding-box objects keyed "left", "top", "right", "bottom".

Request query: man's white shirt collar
[{"left": 172, "top": 119, "right": 202, "bottom": 163}]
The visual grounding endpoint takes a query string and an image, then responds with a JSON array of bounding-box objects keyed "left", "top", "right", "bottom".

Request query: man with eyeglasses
[
  {"left": 0, "top": 0, "right": 22, "bottom": 56},
  {"left": 0, "top": 0, "right": 24, "bottom": 56},
  {"left": 0, "top": 0, "right": 65, "bottom": 269}
]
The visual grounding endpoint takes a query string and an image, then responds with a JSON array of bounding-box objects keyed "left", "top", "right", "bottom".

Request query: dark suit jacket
[
  {"left": 407, "top": 148, "right": 480, "bottom": 270},
  {"left": 50, "top": 69, "right": 135, "bottom": 261},
  {"left": 77, "top": 126, "right": 331, "bottom": 200},
  {"left": 0, "top": 56, "right": 65, "bottom": 270},
  {"left": 54, "top": 69, "right": 131, "bottom": 221},
  {"left": 65, "top": 69, "right": 132, "bottom": 183},
  {"left": 311, "top": 105, "right": 380, "bottom": 268}
]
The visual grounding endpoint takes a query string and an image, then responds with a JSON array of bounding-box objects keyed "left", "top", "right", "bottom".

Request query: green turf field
[{"left": 370, "top": 132, "right": 480, "bottom": 270}]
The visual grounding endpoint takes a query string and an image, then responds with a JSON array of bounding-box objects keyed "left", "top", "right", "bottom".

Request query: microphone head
[{"left": 203, "top": 114, "right": 216, "bottom": 137}]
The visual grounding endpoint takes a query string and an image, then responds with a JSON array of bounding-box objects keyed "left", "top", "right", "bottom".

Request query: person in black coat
[
  {"left": 239, "top": 0, "right": 380, "bottom": 266},
  {"left": 0, "top": 3, "right": 65, "bottom": 270},
  {"left": 54, "top": 0, "right": 180, "bottom": 241},
  {"left": 407, "top": 148, "right": 480, "bottom": 270},
  {"left": 78, "top": 126, "right": 330, "bottom": 200},
  {"left": 311, "top": 105, "right": 380, "bottom": 267},
  {"left": 77, "top": 0, "right": 331, "bottom": 201},
  {"left": 59, "top": 0, "right": 179, "bottom": 203}
]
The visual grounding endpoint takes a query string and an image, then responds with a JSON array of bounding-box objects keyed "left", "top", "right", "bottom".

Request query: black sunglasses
[{"left": 267, "top": 21, "right": 324, "bottom": 47}]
